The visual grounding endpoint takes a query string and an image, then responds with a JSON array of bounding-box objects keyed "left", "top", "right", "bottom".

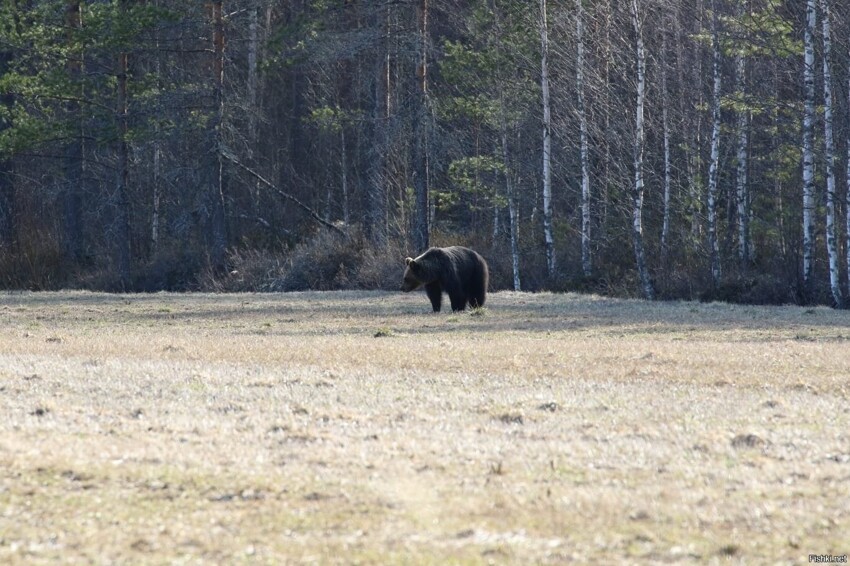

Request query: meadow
[{"left": 1, "top": 290, "right": 848, "bottom": 564}]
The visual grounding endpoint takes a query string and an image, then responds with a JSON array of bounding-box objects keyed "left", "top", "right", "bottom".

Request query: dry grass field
[{"left": 1, "top": 290, "right": 849, "bottom": 564}]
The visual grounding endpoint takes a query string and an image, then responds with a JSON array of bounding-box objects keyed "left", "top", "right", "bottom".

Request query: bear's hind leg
[
  {"left": 425, "top": 282, "right": 443, "bottom": 312},
  {"left": 449, "top": 293, "right": 467, "bottom": 312}
]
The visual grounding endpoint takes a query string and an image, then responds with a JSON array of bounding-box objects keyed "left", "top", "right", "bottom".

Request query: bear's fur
[{"left": 400, "top": 246, "right": 488, "bottom": 312}]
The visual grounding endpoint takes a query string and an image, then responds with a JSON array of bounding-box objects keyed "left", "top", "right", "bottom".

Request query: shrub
[
  {"left": 354, "top": 240, "right": 407, "bottom": 290},
  {"left": 272, "top": 229, "right": 362, "bottom": 291},
  {"left": 0, "top": 230, "right": 63, "bottom": 290},
  {"left": 134, "top": 249, "right": 204, "bottom": 292},
  {"left": 204, "top": 227, "right": 407, "bottom": 292},
  {"left": 200, "top": 248, "right": 286, "bottom": 292},
  {"left": 700, "top": 275, "right": 795, "bottom": 306}
]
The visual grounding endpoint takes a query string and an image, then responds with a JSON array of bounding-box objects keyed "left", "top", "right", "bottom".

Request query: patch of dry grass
[{"left": 1, "top": 290, "right": 849, "bottom": 563}]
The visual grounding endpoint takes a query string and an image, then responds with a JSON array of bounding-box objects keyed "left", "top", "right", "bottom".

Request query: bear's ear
[{"left": 405, "top": 257, "right": 414, "bottom": 266}]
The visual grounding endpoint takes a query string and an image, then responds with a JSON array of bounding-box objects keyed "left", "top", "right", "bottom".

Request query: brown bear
[{"left": 400, "top": 246, "right": 488, "bottom": 312}]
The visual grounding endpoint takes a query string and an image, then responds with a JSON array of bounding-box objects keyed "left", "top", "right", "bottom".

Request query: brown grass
[{"left": 1, "top": 290, "right": 848, "bottom": 564}]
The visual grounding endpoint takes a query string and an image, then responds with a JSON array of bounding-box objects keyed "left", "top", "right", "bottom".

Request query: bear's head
[{"left": 400, "top": 257, "right": 424, "bottom": 292}]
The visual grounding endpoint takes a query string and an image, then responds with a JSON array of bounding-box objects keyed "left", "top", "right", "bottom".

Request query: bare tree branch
[{"left": 221, "top": 149, "right": 347, "bottom": 237}]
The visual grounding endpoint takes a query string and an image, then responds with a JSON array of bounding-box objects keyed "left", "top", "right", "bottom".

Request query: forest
[{"left": 1, "top": 0, "right": 849, "bottom": 306}]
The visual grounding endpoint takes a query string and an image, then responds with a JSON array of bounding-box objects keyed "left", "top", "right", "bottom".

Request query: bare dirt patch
[{"left": 1, "top": 290, "right": 848, "bottom": 563}]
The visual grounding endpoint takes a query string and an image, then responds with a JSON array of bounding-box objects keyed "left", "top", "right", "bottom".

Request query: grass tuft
[{"left": 468, "top": 306, "right": 488, "bottom": 317}]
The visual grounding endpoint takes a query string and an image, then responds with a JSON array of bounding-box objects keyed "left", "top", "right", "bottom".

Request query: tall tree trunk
[
  {"left": 492, "top": 200, "right": 500, "bottom": 242},
  {"left": 149, "top": 0, "right": 162, "bottom": 256},
  {"left": 500, "top": 95, "right": 521, "bottom": 292},
  {"left": 686, "top": 0, "right": 704, "bottom": 244},
  {"left": 152, "top": 142, "right": 160, "bottom": 253},
  {"left": 341, "top": 127, "right": 350, "bottom": 226},
  {"left": 846, "top": 44, "right": 850, "bottom": 302},
  {"left": 247, "top": 7, "right": 259, "bottom": 135},
  {"left": 0, "top": 166, "right": 11, "bottom": 253},
  {"left": 412, "top": 0, "right": 430, "bottom": 251},
  {"left": 576, "top": 0, "right": 591, "bottom": 278},
  {"left": 707, "top": 0, "right": 722, "bottom": 288},
  {"left": 115, "top": 31, "right": 131, "bottom": 288},
  {"left": 366, "top": 5, "right": 387, "bottom": 246},
  {"left": 660, "top": 22, "right": 672, "bottom": 272},
  {"left": 821, "top": 0, "right": 841, "bottom": 306},
  {"left": 247, "top": 5, "right": 261, "bottom": 215},
  {"left": 735, "top": 1, "right": 750, "bottom": 272},
  {"left": 0, "top": 48, "right": 14, "bottom": 251},
  {"left": 63, "top": 1, "right": 83, "bottom": 268},
  {"left": 541, "top": 0, "right": 555, "bottom": 278},
  {"left": 773, "top": 67, "right": 788, "bottom": 262},
  {"left": 598, "top": 2, "right": 612, "bottom": 242},
  {"left": 630, "top": 0, "right": 654, "bottom": 300},
  {"left": 208, "top": 1, "right": 227, "bottom": 269},
  {"left": 801, "top": 0, "right": 817, "bottom": 298}
]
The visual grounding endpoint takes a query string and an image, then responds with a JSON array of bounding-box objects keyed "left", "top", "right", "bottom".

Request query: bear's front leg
[{"left": 425, "top": 282, "right": 443, "bottom": 312}]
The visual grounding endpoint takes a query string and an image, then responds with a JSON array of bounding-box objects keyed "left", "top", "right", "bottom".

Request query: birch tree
[
  {"left": 490, "top": 0, "right": 526, "bottom": 291},
  {"left": 734, "top": 1, "right": 750, "bottom": 271},
  {"left": 801, "top": 0, "right": 816, "bottom": 297},
  {"left": 246, "top": 6, "right": 260, "bottom": 217},
  {"left": 660, "top": 20, "right": 672, "bottom": 270},
  {"left": 630, "top": 0, "right": 654, "bottom": 300},
  {"left": 820, "top": 0, "right": 841, "bottom": 306},
  {"left": 685, "top": 0, "right": 704, "bottom": 243},
  {"left": 706, "top": 0, "right": 722, "bottom": 288},
  {"left": 576, "top": 0, "right": 591, "bottom": 278},
  {"left": 540, "top": 0, "right": 555, "bottom": 277},
  {"left": 844, "top": 47, "right": 850, "bottom": 297}
]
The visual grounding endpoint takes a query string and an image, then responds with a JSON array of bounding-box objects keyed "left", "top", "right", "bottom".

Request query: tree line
[{"left": 1, "top": 0, "right": 849, "bottom": 305}]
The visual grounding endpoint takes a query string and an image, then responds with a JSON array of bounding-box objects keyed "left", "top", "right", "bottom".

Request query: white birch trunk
[
  {"left": 248, "top": 8, "right": 258, "bottom": 124},
  {"left": 248, "top": 6, "right": 261, "bottom": 214},
  {"left": 802, "top": 0, "right": 817, "bottom": 295},
  {"left": 821, "top": 0, "right": 841, "bottom": 306},
  {"left": 687, "top": 0, "right": 704, "bottom": 242},
  {"left": 540, "top": 0, "right": 554, "bottom": 277},
  {"left": 707, "top": 0, "right": 722, "bottom": 287},
  {"left": 660, "top": 25, "right": 671, "bottom": 268},
  {"left": 152, "top": 145, "right": 160, "bottom": 252},
  {"left": 734, "top": 4, "right": 750, "bottom": 270},
  {"left": 846, "top": 44, "right": 850, "bottom": 302},
  {"left": 577, "top": 0, "right": 591, "bottom": 278},
  {"left": 630, "top": 0, "right": 654, "bottom": 300},
  {"left": 600, "top": 3, "right": 611, "bottom": 237},
  {"left": 341, "top": 127, "right": 349, "bottom": 225}
]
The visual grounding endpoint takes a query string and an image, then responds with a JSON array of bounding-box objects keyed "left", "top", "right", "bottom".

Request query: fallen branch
[{"left": 221, "top": 149, "right": 347, "bottom": 237}]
